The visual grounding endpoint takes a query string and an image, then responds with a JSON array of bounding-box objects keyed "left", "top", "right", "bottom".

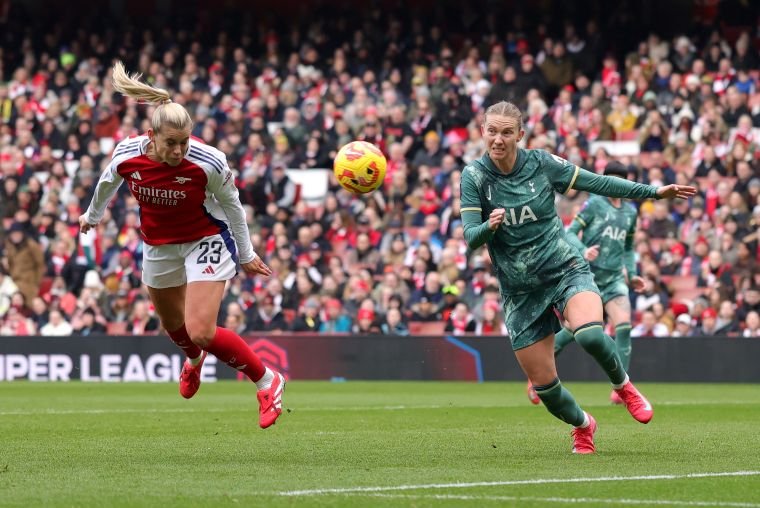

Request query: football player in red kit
[{"left": 79, "top": 62, "right": 284, "bottom": 429}]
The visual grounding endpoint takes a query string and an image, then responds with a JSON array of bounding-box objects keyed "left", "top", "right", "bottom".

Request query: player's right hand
[
  {"left": 584, "top": 245, "right": 600, "bottom": 261},
  {"left": 78, "top": 215, "right": 97, "bottom": 234},
  {"left": 489, "top": 208, "right": 506, "bottom": 231}
]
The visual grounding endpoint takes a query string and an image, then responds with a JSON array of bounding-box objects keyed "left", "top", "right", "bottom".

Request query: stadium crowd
[{"left": 1, "top": 3, "right": 760, "bottom": 338}]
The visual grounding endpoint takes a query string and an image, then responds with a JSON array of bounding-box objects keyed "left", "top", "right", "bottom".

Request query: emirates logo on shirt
[{"left": 130, "top": 181, "right": 187, "bottom": 206}]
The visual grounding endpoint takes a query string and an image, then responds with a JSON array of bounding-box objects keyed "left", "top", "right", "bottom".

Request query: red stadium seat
[
  {"left": 107, "top": 322, "right": 128, "bottom": 335},
  {"left": 666, "top": 275, "right": 698, "bottom": 291},
  {"left": 408, "top": 321, "right": 446, "bottom": 336},
  {"left": 673, "top": 288, "right": 706, "bottom": 302}
]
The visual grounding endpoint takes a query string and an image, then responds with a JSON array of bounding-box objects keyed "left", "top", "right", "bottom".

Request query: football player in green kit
[
  {"left": 460, "top": 101, "right": 696, "bottom": 453},
  {"left": 549, "top": 160, "right": 644, "bottom": 406}
]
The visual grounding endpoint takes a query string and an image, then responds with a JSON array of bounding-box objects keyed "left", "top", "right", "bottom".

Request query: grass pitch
[{"left": 1, "top": 381, "right": 759, "bottom": 507}]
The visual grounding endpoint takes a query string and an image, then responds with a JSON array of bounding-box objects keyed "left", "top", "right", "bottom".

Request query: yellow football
[{"left": 333, "top": 141, "right": 387, "bottom": 194}]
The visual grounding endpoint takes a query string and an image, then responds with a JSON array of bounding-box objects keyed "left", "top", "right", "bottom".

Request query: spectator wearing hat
[
  {"left": 349, "top": 214, "right": 382, "bottom": 248},
  {"left": 291, "top": 297, "right": 322, "bottom": 332},
  {"left": 249, "top": 293, "right": 287, "bottom": 332},
  {"left": 354, "top": 307, "right": 381, "bottom": 334},
  {"left": 697, "top": 307, "right": 719, "bottom": 336},
  {"left": 4, "top": 222, "right": 45, "bottom": 308},
  {"left": 440, "top": 284, "right": 461, "bottom": 322},
  {"left": 661, "top": 243, "right": 688, "bottom": 275},
  {"left": 410, "top": 296, "right": 441, "bottom": 322},
  {"left": 672, "top": 313, "right": 694, "bottom": 337},
  {"left": 319, "top": 298, "right": 352, "bottom": 333}
]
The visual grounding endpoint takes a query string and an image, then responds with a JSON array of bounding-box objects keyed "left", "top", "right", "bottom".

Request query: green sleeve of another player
[
  {"left": 623, "top": 211, "right": 637, "bottom": 276},
  {"left": 460, "top": 167, "right": 494, "bottom": 250},
  {"left": 565, "top": 199, "right": 594, "bottom": 254},
  {"left": 565, "top": 218, "right": 587, "bottom": 254}
]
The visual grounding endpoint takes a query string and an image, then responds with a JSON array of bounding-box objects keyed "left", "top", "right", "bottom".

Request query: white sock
[
  {"left": 576, "top": 412, "right": 590, "bottom": 429},
  {"left": 188, "top": 353, "right": 204, "bottom": 366},
  {"left": 612, "top": 374, "right": 630, "bottom": 391},
  {"left": 255, "top": 367, "right": 275, "bottom": 390}
]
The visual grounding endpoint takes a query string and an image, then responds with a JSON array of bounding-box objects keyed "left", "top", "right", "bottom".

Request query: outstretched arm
[
  {"left": 211, "top": 165, "right": 272, "bottom": 277},
  {"left": 544, "top": 151, "right": 696, "bottom": 201},
  {"left": 80, "top": 161, "right": 124, "bottom": 233}
]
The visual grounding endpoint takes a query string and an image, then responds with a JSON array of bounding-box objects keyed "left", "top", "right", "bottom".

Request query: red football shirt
[{"left": 85, "top": 136, "right": 256, "bottom": 263}]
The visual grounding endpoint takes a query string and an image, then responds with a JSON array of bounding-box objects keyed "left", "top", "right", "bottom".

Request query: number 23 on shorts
[{"left": 197, "top": 240, "right": 222, "bottom": 264}]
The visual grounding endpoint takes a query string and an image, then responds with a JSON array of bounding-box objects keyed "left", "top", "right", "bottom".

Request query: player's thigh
[
  {"left": 514, "top": 333, "right": 558, "bottom": 386},
  {"left": 147, "top": 285, "right": 186, "bottom": 332},
  {"left": 184, "top": 281, "right": 226, "bottom": 345},
  {"left": 554, "top": 266, "right": 604, "bottom": 330},
  {"left": 604, "top": 295, "right": 632, "bottom": 328},
  {"left": 563, "top": 291, "right": 605, "bottom": 331},
  {"left": 141, "top": 243, "right": 187, "bottom": 289}
]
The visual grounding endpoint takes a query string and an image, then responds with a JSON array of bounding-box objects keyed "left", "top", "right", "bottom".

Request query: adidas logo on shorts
[{"left": 202, "top": 266, "right": 215, "bottom": 275}]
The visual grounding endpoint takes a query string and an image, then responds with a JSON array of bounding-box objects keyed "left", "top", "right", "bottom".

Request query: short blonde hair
[
  {"left": 111, "top": 61, "right": 192, "bottom": 133},
  {"left": 483, "top": 101, "right": 522, "bottom": 130}
]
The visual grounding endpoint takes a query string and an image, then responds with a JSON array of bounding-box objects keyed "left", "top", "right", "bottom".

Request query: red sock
[
  {"left": 167, "top": 324, "right": 203, "bottom": 359},
  {"left": 204, "top": 327, "right": 266, "bottom": 382}
]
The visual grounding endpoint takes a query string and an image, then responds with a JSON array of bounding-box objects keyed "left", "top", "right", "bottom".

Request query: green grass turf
[{"left": 1, "top": 381, "right": 759, "bottom": 507}]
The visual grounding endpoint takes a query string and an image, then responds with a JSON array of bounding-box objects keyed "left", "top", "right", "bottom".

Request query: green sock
[
  {"left": 574, "top": 322, "right": 627, "bottom": 385},
  {"left": 614, "top": 323, "right": 632, "bottom": 372},
  {"left": 533, "top": 378, "right": 586, "bottom": 427},
  {"left": 553, "top": 327, "right": 575, "bottom": 357}
]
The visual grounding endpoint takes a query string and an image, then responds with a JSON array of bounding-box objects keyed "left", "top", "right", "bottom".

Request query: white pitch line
[
  {"left": 355, "top": 493, "right": 760, "bottom": 507},
  {"left": 0, "top": 400, "right": 749, "bottom": 416},
  {"left": 277, "top": 471, "right": 760, "bottom": 497}
]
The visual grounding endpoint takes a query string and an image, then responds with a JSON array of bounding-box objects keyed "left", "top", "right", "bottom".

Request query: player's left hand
[
  {"left": 630, "top": 275, "right": 646, "bottom": 292},
  {"left": 241, "top": 257, "right": 273, "bottom": 277},
  {"left": 656, "top": 184, "right": 697, "bottom": 200}
]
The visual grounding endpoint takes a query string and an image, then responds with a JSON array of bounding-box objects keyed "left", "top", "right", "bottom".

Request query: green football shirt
[
  {"left": 460, "top": 149, "right": 657, "bottom": 296},
  {"left": 566, "top": 195, "right": 638, "bottom": 277}
]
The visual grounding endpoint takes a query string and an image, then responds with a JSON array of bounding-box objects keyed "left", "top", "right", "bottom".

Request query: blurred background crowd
[{"left": 1, "top": 0, "right": 760, "bottom": 338}]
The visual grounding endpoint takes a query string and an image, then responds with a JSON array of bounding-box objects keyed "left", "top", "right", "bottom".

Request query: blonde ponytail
[{"left": 111, "top": 61, "right": 192, "bottom": 133}]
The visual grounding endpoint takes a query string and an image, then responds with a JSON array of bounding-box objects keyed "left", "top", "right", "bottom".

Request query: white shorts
[{"left": 142, "top": 233, "right": 238, "bottom": 289}]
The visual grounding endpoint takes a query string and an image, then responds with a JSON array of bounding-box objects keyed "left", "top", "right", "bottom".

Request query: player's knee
[
  {"left": 185, "top": 322, "right": 216, "bottom": 348},
  {"left": 573, "top": 322, "right": 605, "bottom": 354}
]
